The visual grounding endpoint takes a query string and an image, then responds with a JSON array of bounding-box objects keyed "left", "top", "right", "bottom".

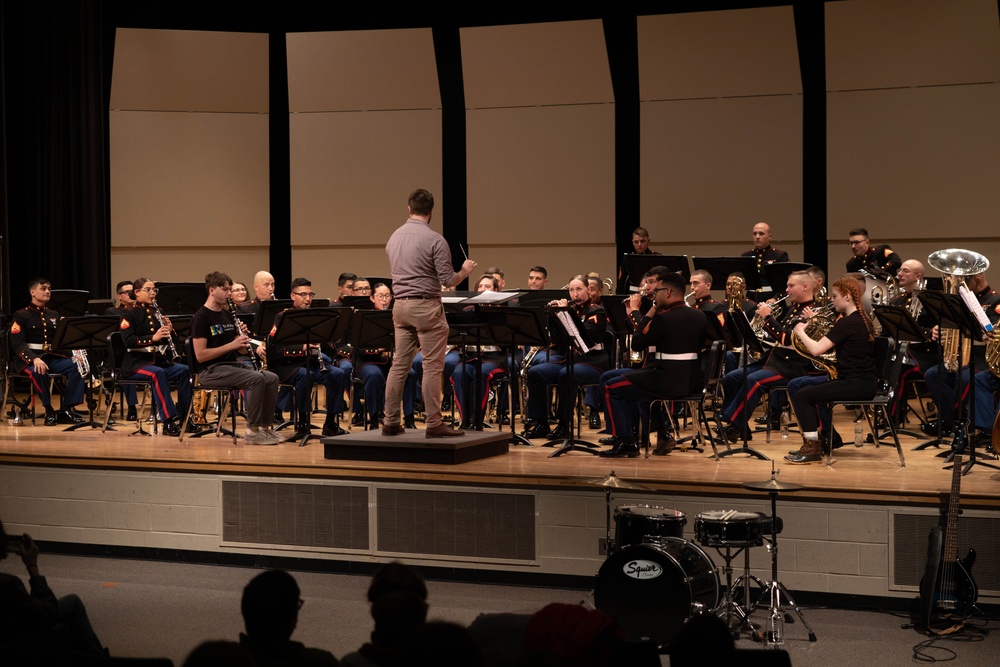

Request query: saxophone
[{"left": 791, "top": 304, "right": 839, "bottom": 378}]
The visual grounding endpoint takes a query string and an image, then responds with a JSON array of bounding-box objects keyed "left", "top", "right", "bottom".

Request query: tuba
[
  {"left": 791, "top": 304, "right": 839, "bottom": 378},
  {"left": 927, "top": 249, "right": 989, "bottom": 372}
]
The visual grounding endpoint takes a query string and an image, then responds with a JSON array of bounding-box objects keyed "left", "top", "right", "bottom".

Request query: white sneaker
[
  {"left": 243, "top": 430, "right": 276, "bottom": 445},
  {"left": 261, "top": 428, "right": 283, "bottom": 443}
]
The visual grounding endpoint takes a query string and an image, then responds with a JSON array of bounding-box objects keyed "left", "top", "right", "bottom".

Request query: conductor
[{"left": 383, "top": 189, "right": 477, "bottom": 437}]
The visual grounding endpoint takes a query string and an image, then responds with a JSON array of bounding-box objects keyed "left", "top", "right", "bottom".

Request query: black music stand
[
  {"left": 51, "top": 316, "right": 120, "bottom": 431},
  {"left": 603, "top": 299, "right": 634, "bottom": 369},
  {"left": 154, "top": 283, "right": 205, "bottom": 315},
  {"left": 254, "top": 299, "right": 294, "bottom": 338},
  {"left": 515, "top": 289, "right": 569, "bottom": 308},
  {"left": 461, "top": 291, "right": 522, "bottom": 431},
  {"left": 718, "top": 310, "right": 769, "bottom": 460},
  {"left": 918, "top": 291, "right": 998, "bottom": 474},
  {"left": 544, "top": 305, "right": 601, "bottom": 458},
  {"left": 445, "top": 305, "right": 500, "bottom": 432},
  {"left": 350, "top": 309, "right": 395, "bottom": 429},
  {"left": 692, "top": 256, "right": 762, "bottom": 297},
  {"left": 619, "top": 254, "right": 688, "bottom": 294},
  {"left": 873, "top": 305, "right": 932, "bottom": 440},
  {"left": 473, "top": 300, "right": 544, "bottom": 447},
  {"left": 341, "top": 295, "right": 375, "bottom": 311},
  {"left": 269, "top": 307, "right": 350, "bottom": 447},
  {"left": 48, "top": 290, "right": 90, "bottom": 317}
]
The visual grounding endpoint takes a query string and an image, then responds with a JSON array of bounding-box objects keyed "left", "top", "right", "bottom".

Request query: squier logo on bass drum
[{"left": 623, "top": 560, "right": 662, "bottom": 579}]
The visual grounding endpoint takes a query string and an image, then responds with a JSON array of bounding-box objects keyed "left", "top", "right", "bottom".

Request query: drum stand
[
  {"left": 713, "top": 545, "right": 765, "bottom": 639},
  {"left": 742, "top": 470, "right": 817, "bottom": 647}
]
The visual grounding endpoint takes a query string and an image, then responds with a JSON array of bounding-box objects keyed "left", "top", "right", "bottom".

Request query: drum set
[{"left": 587, "top": 467, "right": 817, "bottom": 648}]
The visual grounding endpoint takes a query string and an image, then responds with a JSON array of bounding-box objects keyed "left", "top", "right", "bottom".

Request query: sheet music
[
  {"left": 555, "top": 309, "right": 590, "bottom": 354},
  {"left": 958, "top": 284, "right": 994, "bottom": 333}
]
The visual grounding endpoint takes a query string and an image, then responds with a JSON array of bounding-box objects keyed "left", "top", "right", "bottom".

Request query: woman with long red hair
[{"left": 785, "top": 276, "right": 877, "bottom": 463}]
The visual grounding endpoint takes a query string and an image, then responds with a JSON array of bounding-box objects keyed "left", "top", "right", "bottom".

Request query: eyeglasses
[
  {"left": 354, "top": 287, "right": 371, "bottom": 293},
  {"left": 138, "top": 287, "right": 158, "bottom": 294},
  {"left": 848, "top": 240, "right": 867, "bottom": 246},
  {"left": 373, "top": 293, "right": 391, "bottom": 300},
  {"left": 291, "top": 291, "right": 316, "bottom": 298},
  {"left": 651, "top": 287, "right": 670, "bottom": 295},
  {"left": 117, "top": 291, "right": 129, "bottom": 296}
]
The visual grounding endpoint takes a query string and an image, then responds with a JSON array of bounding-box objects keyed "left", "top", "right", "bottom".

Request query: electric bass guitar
[{"left": 919, "top": 429, "right": 978, "bottom": 626}]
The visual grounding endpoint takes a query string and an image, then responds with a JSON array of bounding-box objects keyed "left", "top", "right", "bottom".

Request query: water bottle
[
  {"left": 780, "top": 411, "right": 789, "bottom": 439},
  {"left": 854, "top": 418, "right": 864, "bottom": 447},
  {"left": 766, "top": 608, "right": 784, "bottom": 646}
]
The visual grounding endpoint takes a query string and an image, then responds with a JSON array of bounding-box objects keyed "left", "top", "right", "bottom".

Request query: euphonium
[
  {"left": 791, "top": 304, "right": 839, "bottom": 378},
  {"left": 986, "top": 319, "right": 1000, "bottom": 378},
  {"left": 727, "top": 276, "right": 746, "bottom": 313},
  {"left": 928, "top": 249, "right": 989, "bottom": 372},
  {"left": 907, "top": 277, "right": 926, "bottom": 320}
]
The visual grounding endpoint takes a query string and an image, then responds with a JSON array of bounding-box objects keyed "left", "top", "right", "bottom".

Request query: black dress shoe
[
  {"left": 546, "top": 424, "right": 570, "bottom": 441},
  {"left": 599, "top": 440, "right": 640, "bottom": 458},
  {"left": 441, "top": 395, "right": 452, "bottom": 411},
  {"left": 351, "top": 412, "right": 366, "bottom": 427},
  {"left": 56, "top": 409, "right": 84, "bottom": 425},
  {"left": 920, "top": 420, "right": 953, "bottom": 436},
  {"left": 126, "top": 406, "right": 138, "bottom": 422},
  {"left": 523, "top": 423, "right": 551, "bottom": 439},
  {"left": 404, "top": 416, "right": 417, "bottom": 429},
  {"left": 322, "top": 423, "right": 347, "bottom": 437},
  {"left": 588, "top": 410, "right": 601, "bottom": 429},
  {"left": 598, "top": 435, "right": 620, "bottom": 446},
  {"left": 163, "top": 418, "right": 181, "bottom": 436},
  {"left": 44, "top": 410, "right": 58, "bottom": 426}
]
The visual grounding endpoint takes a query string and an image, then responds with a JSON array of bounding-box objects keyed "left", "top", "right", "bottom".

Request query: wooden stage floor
[{"left": 1, "top": 410, "right": 998, "bottom": 510}]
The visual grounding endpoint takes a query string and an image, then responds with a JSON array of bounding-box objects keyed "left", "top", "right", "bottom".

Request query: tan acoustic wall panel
[
  {"left": 288, "top": 110, "right": 442, "bottom": 246},
  {"left": 110, "top": 29, "right": 269, "bottom": 297},
  {"left": 462, "top": 20, "right": 613, "bottom": 109},
  {"left": 466, "top": 105, "right": 615, "bottom": 246},
  {"left": 463, "top": 20, "right": 615, "bottom": 267},
  {"left": 286, "top": 29, "right": 440, "bottom": 112},
  {"left": 110, "top": 29, "right": 269, "bottom": 112},
  {"left": 637, "top": 8, "right": 802, "bottom": 256},
  {"left": 291, "top": 247, "right": 394, "bottom": 298},
  {"left": 111, "top": 247, "right": 270, "bottom": 294},
  {"left": 638, "top": 7, "right": 801, "bottom": 100},
  {"left": 826, "top": 0, "right": 1000, "bottom": 264},
  {"left": 640, "top": 95, "right": 803, "bottom": 247},
  {"left": 826, "top": 0, "right": 1000, "bottom": 91},
  {"left": 286, "top": 30, "right": 443, "bottom": 253}
]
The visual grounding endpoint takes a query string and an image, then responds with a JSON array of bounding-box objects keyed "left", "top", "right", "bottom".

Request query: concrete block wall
[{"left": 1, "top": 464, "right": 994, "bottom": 602}]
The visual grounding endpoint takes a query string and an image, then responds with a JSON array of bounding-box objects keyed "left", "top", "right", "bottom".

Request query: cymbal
[
  {"left": 583, "top": 470, "right": 651, "bottom": 491},
  {"left": 742, "top": 478, "right": 804, "bottom": 493}
]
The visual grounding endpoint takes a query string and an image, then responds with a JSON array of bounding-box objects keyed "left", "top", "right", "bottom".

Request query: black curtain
[{"left": 1, "top": 0, "right": 111, "bottom": 315}]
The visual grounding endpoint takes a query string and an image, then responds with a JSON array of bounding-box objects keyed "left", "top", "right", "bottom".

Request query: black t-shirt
[
  {"left": 190, "top": 306, "right": 238, "bottom": 365},
  {"left": 826, "top": 311, "right": 875, "bottom": 380}
]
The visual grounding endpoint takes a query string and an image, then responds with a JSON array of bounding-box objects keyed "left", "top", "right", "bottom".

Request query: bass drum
[{"left": 594, "top": 537, "right": 719, "bottom": 645}]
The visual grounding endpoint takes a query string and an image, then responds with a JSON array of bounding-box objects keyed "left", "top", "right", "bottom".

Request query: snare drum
[
  {"left": 694, "top": 510, "right": 763, "bottom": 548},
  {"left": 595, "top": 537, "right": 720, "bottom": 645},
  {"left": 613, "top": 504, "right": 686, "bottom": 551}
]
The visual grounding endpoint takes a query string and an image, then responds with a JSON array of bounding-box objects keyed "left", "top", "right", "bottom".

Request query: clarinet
[
  {"left": 150, "top": 300, "right": 182, "bottom": 362},
  {"left": 226, "top": 297, "right": 262, "bottom": 371}
]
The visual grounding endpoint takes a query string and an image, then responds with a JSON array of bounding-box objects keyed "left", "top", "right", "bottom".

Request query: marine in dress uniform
[
  {"left": 118, "top": 278, "right": 194, "bottom": 435},
  {"left": 9, "top": 278, "right": 85, "bottom": 425}
]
